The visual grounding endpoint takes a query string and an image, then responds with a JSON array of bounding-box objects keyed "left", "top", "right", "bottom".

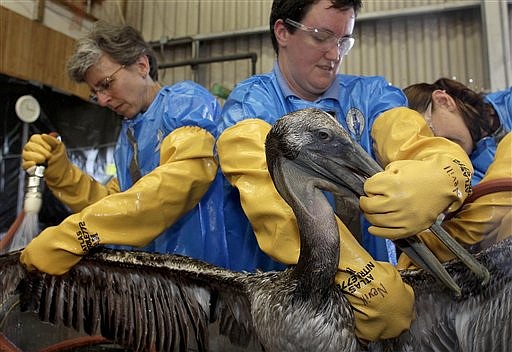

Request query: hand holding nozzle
[
  {"left": 22, "top": 133, "right": 60, "bottom": 214},
  {"left": 21, "top": 133, "right": 62, "bottom": 171}
]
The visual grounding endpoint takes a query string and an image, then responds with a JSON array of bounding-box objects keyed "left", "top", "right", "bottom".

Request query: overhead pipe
[
  {"left": 159, "top": 52, "right": 258, "bottom": 76},
  {"left": 149, "top": 36, "right": 194, "bottom": 49},
  {"left": 148, "top": 30, "right": 267, "bottom": 51}
]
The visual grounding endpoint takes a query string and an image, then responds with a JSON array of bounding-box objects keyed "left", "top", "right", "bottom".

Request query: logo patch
[
  {"left": 76, "top": 221, "right": 100, "bottom": 253},
  {"left": 345, "top": 108, "right": 365, "bottom": 139}
]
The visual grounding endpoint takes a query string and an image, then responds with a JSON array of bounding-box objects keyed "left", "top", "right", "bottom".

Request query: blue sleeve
[
  {"left": 219, "top": 76, "right": 287, "bottom": 133},
  {"left": 362, "top": 76, "right": 408, "bottom": 121},
  {"left": 365, "top": 77, "right": 408, "bottom": 144},
  {"left": 161, "top": 81, "right": 221, "bottom": 138},
  {"left": 485, "top": 87, "right": 512, "bottom": 132}
]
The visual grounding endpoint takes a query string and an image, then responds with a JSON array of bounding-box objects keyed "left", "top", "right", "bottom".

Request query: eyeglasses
[
  {"left": 423, "top": 101, "right": 436, "bottom": 133},
  {"left": 89, "top": 65, "right": 125, "bottom": 103},
  {"left": 284, "top": 18, "right": 355, "bottom": 56}
]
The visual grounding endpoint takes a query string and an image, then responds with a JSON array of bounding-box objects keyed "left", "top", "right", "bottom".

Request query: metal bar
[
  {"left": 148, "top": 36, "right": 194, "bottom": 48},
  {"left": 481, "top": 0, "right": 511, "bottom": 90},
  {"left": 36, "top": 0, "right": 45, "bottom": 22},
  {"left": 17, "top": 123, "right": 29, "bottom": 214},
  {"left": 159, "top": 53, "right": 258, "bottom": 76},
  {"left": 357, "top": 1, "right": 480, "bottom": 21}
]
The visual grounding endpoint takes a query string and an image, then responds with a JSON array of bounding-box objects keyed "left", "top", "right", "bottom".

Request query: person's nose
[
  {"left": 324, "top": 43, "right": 341, "bottom": 62},
  {"left": 95, "top": 91, "right": 111, "bottom": 107}
]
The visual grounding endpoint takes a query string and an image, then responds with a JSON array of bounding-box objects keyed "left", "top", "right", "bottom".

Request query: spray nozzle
[{"left": 24, "top": 165, "right": 46, "bottom": 214}]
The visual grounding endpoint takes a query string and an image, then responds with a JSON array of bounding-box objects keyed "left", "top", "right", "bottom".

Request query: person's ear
[
  {"left": 431, "top": 89, "right": 457, "bottom": 112},
  {"left": 135, "top": 55, "right": 150, "bottom": 79},
  {"left": 274, "top": 19, "right": 290, "bottom": 47}
]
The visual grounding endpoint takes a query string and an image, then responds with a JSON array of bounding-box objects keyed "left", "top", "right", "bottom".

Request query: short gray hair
[{"left": 67, "top": 21, "right": 159, "bottom": 82}]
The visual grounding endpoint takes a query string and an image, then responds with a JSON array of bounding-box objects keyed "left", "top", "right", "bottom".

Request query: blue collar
[
  {"left": 122, "top": 87, "right": 165, "bottom": 129},
  {"left": 273, "top": 61, "right": 341, "bottom": 102}
]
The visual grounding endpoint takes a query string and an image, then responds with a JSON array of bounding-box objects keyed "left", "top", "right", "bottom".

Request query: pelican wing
[
  {"left": 1, "top": 248, "right": 261, "bottom": 352},
  {"left": 372, "top": 237, "right": 512, "bottom": 351},
  {"left": 0, "top": 250, "right": 26, "bottom": 303}
]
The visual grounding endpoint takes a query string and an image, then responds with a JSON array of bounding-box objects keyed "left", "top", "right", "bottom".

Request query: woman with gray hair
[{"left": 18, "top": 21, "right": 271, "bottom": 275}]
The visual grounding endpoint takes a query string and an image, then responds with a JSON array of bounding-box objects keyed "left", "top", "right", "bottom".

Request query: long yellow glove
[
  {"left": 398, "top": 132, "right": 512, "bottom": 268},
  {"left": 20, "top": 126, "right": 217, "bottom": 275},
  {"left": 22, "top": 133, "right": 119, "bottom": 212},
  {"left": 360, "top": 107, "right": 473, "bottom": 239},
  {"left": 217, "top": 119, "right": 414, "bottom": 341}
]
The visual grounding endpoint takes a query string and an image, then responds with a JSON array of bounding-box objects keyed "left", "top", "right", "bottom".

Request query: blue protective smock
[
  {"left": 110, "top": 81, "right": 238, "bottom": 268},
  {"left": 471, "top": 87, "right": 512, "bottom": 185},
  {"left": 220, "top": 63, "right": 407, "bottom": 264}
]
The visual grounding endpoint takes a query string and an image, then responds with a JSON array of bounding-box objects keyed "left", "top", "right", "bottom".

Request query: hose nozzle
[{"left": 24, "top": 165, "right": 45, "bottom": 214}]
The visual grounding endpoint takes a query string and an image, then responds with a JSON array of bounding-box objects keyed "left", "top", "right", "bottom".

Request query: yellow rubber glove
[
  {"left": 22, "top": 134, "right": 62, "bottom": 170},
  {"left": 20, "top": 126, "right": 217, "bottom": 275},
  {"left": 217, "top": 119, "right": 414, "bottom": 341},
  {"left": 22, "top": 133, "right": 118, "bottom": 212},
  {"left": 496, "top": 210, "right": 512, "bottom": 244},
  {"left": 360, "top": 107, "right": 473, "bottom": 239},
  {"left": 398, "top": 132, "right": 512, "bottom": 268},
  {"left": 333, "top": 217, "right": 415, "bottom": 341}
]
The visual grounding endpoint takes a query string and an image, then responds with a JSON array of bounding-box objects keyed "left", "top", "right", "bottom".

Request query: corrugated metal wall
[
  {"left": 348, "top": 2, "right": 485, "bottom": 90},
  {"left": 124, "top": 0, "right": 274, "bottom": 101},
  {"left": 118, "top": 0, "right": 508, "bottom": 99}
]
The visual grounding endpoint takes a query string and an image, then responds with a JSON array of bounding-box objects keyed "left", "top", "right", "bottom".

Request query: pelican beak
[
  {"left": 271, "top": 108, "right": 490, "bottom": 295},
  {"left": 428, "top": 221, "right": 490, "bottom": 288},
  {"left": 296, "top": 133, "right": 382, "bottom": 198},
  {"left": 296, "top": 130, "right": 490, "bottom": 296},
  {"left": 396, "top": 219, "right": 490, "bottom": 296},
  {"left": 394, "top": 237, "right": 463, "bottom": 296}
]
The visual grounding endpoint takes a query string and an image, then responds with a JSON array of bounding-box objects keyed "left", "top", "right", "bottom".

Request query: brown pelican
[{"left": 0, "top": 108, "right": 505, "bottom": 351}]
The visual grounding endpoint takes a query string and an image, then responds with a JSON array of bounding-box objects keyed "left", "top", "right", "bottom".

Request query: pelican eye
[{"left": 317, "top": 129, "right": 331, "bottom": 141}]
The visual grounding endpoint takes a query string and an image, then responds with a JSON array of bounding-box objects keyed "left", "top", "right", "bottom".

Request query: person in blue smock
[
  {"left": 19, "top": 22, "right": 241, "bottom": 274},
  {"left": 217, "top": 0, "right": 474, "bottom": 342},
  {"left": 400, "top": 78, "right": 511, "bottom": 267}
]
